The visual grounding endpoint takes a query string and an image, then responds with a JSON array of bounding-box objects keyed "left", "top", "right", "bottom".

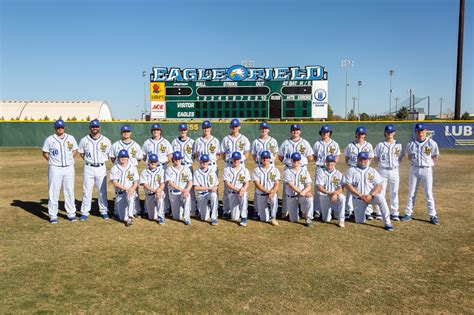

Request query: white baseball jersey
[
  {"left": 110, "top": 162, "right": 139, "bottom": 192},
  {"left": 279, "top": 138, "right": 314, "bottom": 167},
  {"left": 374, "top": 141, "right": 403, "bottom": 169},
  {"left": 78, "top": 134, "right": 112, "bottom": 164},
  {"left": 313, "top": 139, "right": 341, "bottom": 166},
  {"left": 342, "top": 166, "right": 384, "bottom": 195},
  {"left": 406, "top": 138, "right": 439, "bottom": 167},
  {"left": 251, "top": 136, "right": 279, "bottom": 164},
  {"left": 165, "top": 166, "right": 193, "bottom": 192},
  {"left": 142, "top": 137, "right": 172, "bottom": 164},
  {"left": 110, "top": 140, "right": 142, "bottom": 166},
  {"left": 252, "top": 166, "right": 280, "bottom": 194},
  {"left": 221, "top": 134, "right": 251, "bottom": 163},
  {"left": 283, "top": 167, "right": 312, "bottom": 196},
  {"left": 172, "top": 137, "right": 195, "bottom": 165},
  {"left": 140, "top": 167, "right": 165, "bottom": 194},
  {"left": 193, "top": 168, "right": 219, "bottom": 188},
  {"left": 223, "top": 165, "right": 250, "bottom": 190},
  {"left": 42, "top": 133, "right": 78, "bottom": 166},
  {"left": 315, "top": 168, "right": 343, "bottom": 195},
  {"left": 344, "top": 141, "right": 374, "bottom": 167},
  {"left": 193, "top": 136, "right": 221, "bottom": 163}
]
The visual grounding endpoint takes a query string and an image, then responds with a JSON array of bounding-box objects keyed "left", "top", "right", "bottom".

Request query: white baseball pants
[
  {"left": 196, "top": 191, "right": 218, "bottom": 221},
  {"left": 319, "top": 194, "right": 346, "bottom": 223},
  {"left": 48, "top": 165, "right": 76, "bottom": 219},
  {"left": 255, "top": 193, "right": 278, "bottom": 222},
  {"left": 169, "top": 192, "right": 191, "bottom": 221},
  {"left": 353, "top": 194, "right": 391, "bottom": 226},
  {"left": 80, "top": 164, "right": 108, "bottom": 216},
  {"left": 115, "top": 192, "right": 136, "bottom": 222},
  {"left": 376, "top": 168, "right": 400, "bottom": 217},
  {"left": 286, "top": 195, "right": 313, "bottom": 224},
  {"left": 405, "top": 166, "right": 437, "bottom": 217},
  {"left": 228, "top": 191, "right": 248, "bottom": 221},
  {"left": 144, "top": 193, "right": 165, "bottom": 221}
]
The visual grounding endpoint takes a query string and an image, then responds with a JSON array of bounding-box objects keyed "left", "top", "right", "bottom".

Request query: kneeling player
[
  {"left": 166, "top": 151, "right": 193, "bottom": 225},
  {"left": 223, "top": 152, "right": 250, "bottom": 226},
  {"left": 283, "top": 152, "right": 314, "bottom": 227},
  {"left": 343, "top": 152, "right": 394, "bottom": 231},
  {"left": 316, "top": 155, "right": 346, "bottom": 227},
  {"left": 140, "top": 154, "right": 166, "bottom": 224},
  {"left": 193, "top": 154, "right": 219, "bottom": 225},
  {"left": 110, "top": 149, "right": 139, "bottom": 227}
]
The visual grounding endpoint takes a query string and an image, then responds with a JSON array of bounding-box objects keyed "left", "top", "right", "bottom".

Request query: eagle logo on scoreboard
[{"left": 227, "top": 65, "right": 249, "bottom": 81}]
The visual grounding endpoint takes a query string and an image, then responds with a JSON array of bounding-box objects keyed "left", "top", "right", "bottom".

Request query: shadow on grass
[{"left": 10, "top": 199, "right": 76, "bottom": 221}]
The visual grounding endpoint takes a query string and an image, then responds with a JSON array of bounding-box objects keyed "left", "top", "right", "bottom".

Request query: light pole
[
  {"left": 439, "top": 97, "right": 444, "bottom": 118},
  {"left": 389, "top": 70, "right": 395, "bottom": 115},
  {"left": 352, "top": 97, "right": 357, "bottom": 117},
  {"left": 394, "top": 97, "right": 399, "bottom": 113},
  {"left": 341, "top": 59, "right": 354, "bottom": 118},
  {"left": 142, "top": 70, "right": 147, "bottom": 119},
  {"left": 357, "top": 80, "right": 362, "bottom": 120}
]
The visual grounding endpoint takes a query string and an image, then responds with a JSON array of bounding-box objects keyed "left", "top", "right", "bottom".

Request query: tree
[
  {"left": 462, "top": 111, "right": 470, "bottom": 120},
  {"left": 327, "top": 104, "right": 334, "bottom": 121},
  {"left": 86, "top": 115, "right": 91, "bottom": 121},
  {"left": 395, "top": 106, "right": 409, "bottom": 120},
  {"left": 44, "top": 115, "right": 49, "bottom": 121},
  {"left": 346, "top": 109, "right": 357, "bottom": 121},
  {"left": 360, "top": 113, "right": 370, "bottom": 121}
]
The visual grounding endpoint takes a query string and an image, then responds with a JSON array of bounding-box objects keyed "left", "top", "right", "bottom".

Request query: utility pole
[
  {"left": 341, "top": 59, "right": 354, "bottom": 118},
  {"left": 395, "top": 97, "right": 399, "bottom": 113},
  {"left": 142, "top": 70, "right": 147, "bottom": 119},
  {"left": 352, "top": 97, "right": 357, "bottom": 116},
  {"left": 389, "top": 70, "right": 395, "bottom": 115},
  {"left": 357, "top": 80, "right": 362, "bottom": 120},
  {"left": 440, "top": 97, "right": 444, "bottom": 118},
  {"left": 454, "top": 0, "right": 464, "bottom": 120},
  {"left": 428, "top": 96, "right": 430, "bottom": 117}
]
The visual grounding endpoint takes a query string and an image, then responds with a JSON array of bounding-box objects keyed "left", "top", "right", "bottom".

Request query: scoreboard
[{"left": 149, "top": 65, "right": 328, "bottom": 120}]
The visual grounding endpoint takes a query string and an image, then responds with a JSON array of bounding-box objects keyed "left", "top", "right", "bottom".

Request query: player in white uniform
[
  {"left": 278, "top": 124, "right": 314, "bottom": 218},
  {"left": 283, "top": 152, "right": 314, "bottom": 227},
  {"left": 342, "top": 152, "right": 394, "bottom": 231},
  {"left": 221, "top": 119, "right": 251, "bottom": 218},
  {"left": 251, "top": 121, "right": 279, "bottom": 219},
  {"left": 78, "top": 119, "right": 111, "bottom": 221},
  {"left": 42, "top": 119, "right": 78, "bottom": 224},
  {"left": 223, "top": 152, "right": 250, "bottom": 226},
  {"left": 252, "top": 151, "right": 280, "bottom": 226},
  {"left": 110, "top": 125, "right": 143, "bottom": 216},
  {"left": 343, "top": 126, "right": 374, "bottom": 220},
  {"left": 193, "top": 154, "right": 219, "bottom": 225},
  {"left": 110, "top": 149, "right": 139, "bottom": 227},
  {"left": 401, "top": 123, "right": 440, "bottom": 225},
  {"left": 315, "top": 155, "right": 346, "bottom": 227},
  {"left": 139, "top": 154, "right": 166, "bottom": 224},
  {"left": 312, "top": 124, "right": 341, "bottom": 219},
  {"left": 373, "top": 124, "right": 403, "bottom": 221},
  {"left": 193, "top": 120, "right": 220, "bottom": 175},
  {"left": 165, "top": 151, "right": 193, "bottom": 225}
]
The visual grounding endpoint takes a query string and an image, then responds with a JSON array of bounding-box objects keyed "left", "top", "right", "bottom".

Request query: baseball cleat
[
  {"left": 184, "top": 219, "right": 191, "bottom": 225},
  {"left": 252, "top": 212, "right": 259, "bottom": 220},
  {"left": 366, "top": 214, "right": 374, "bottom": 221},
  {"left": 375, "top": 214, "right": 383, "bottom": 220},
  {"left": 313, "top": 212, "right": 321, "bottom": 220},
  {"left": 211, "top": 219, "right": 218, "bottom": 226},
  {"left": 80, "top": 215, "right": 88, "bottom": 221},
  {"left": 222, "top": 212, "right": 230, "bottom": 219},
  {"left": 270, "top": 219, "right": 279, "bottom": 226},
  {"left": 306, "top": 220, "right": 314, "bottom": 227},
  {"left": 401, "top": 214, "right": 412, "bottom": 222},
  {"left": 68, "top": 217, "right": 77, "bottom": 222},
  {"left": 338, "top": 220, "right": 345, "bottom": 228},
  {"left": 240, "top": 218, "right": 247, "bottom": 227},
  {"left": 125, "top": 218, "right": 133, "bottom": 227},
  {"left": 101, "top": 213, "right": 110, "bottom": 220},
  {"left": 390, "top": 215, "right": 400, "bottom": 221},
  {"left": 430, "top": 216, "right": 440, "bottom": 225},
  {"left": 49, "top": 219, "right": 58, "bottom": 224},
  {"left": 345, "top": 213, "right": 353, "bottom": 220},
  {"left": 384, "top": 225, "right": 394, "bottom": 232},
  {"left": 158, "top": 217, "right": 165, "bottom": 225}
]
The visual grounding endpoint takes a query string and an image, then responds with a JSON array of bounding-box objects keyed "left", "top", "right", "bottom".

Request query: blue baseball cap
[
  {"left": 260, "top": 151, "right": 271, "bottom": 159},
  {"left": 358, "top": 151, "right": 370, "bottom": 160},
  {"left": 355, "top": 126, "right": 367, "bottom": 134},
  {"left": 179, "top": 123, "right": 188, "bottom": 130},
  {"left": 291, "top": 124, "right": 301, "bottom": 130},
  {"left": 230, "top": 118, "right": 240, "bottom": 127},
  {"left": 148, "top": 154, "right": 158, "bottom": 162},
  {"left": 202, "top": 120, "right": 212, "bottom": 128},
  {"left": 385, "top": 124, "right": 396, "bottom": 133},
  {"left": 151, "top": 123, "right": 161, "bottom": 130},
  {"left": 291, "top": 152, "right": 302, "bottom": 161},
  {"left": 118, "top": 149, "right": 129, "bottom": 158},
  {"left": 326, "top": 155, "right": 336, "bottom": 162},
  {"left": 121, "top": 125, "right": 132, "bottom": 132},
  {"left": 172, "top": 151, "right": 183, "bottom": 160},
  {"left": 231, "top": 151, "right": 242, "bottom": 160},
  {"left": 319, "top": 125, "right": 332, "bottom": 134},
  {"left": 260, "top": 121, "right": 270, "bottom": 129},
  {"left": 89, "top": 119, "right": 100, "bottom": 128},
  {"left": 54, "top": 119, "right": 65, "bottom": 128},
  {"left": 415, "top": 123, "right": 427, "bottom": 131},
  {"left": 200, "top": 154, "right": 210, "bottom": 162}
]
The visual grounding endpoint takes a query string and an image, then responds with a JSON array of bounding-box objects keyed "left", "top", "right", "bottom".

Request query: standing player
[
  {"left": 166, "top": 151, "right": 193, "bottom": 225},
  {"left": 342, "top": 152, "right": 394, "bottom": 231},
  {"left": 78, "top": 119, "right": 111, "bottom": 221},
  {"left": 221, "top": 119, "right": 251, "bottom": 218},
  {"left": 312, "top": 124, "right": 341, "bottom": 219},
  {"left": 139, "top": 154, "right": 166, "bottom": 224},
  {"left": 373, "top": 124, "right": 403, "bottom": 221},
  {"left": 42, "top": 119, "right": 78, "bottom": 224},
  {"left": 193, "top": 120, "right": 220, "bottom": 175},
  {"left": 223, "top": 152, "right": 251, "bottom": 226},
  {"left": 343, "top": 126, "right": 374, "bottom": 220},
  {"left": 283, "top": 152, "right": 314, "bottom": 227},
  {"left": 251, "top": 121, "right": 279, "bottom": 219},
  {"left": 278, "top": 124, "right": 314, "bottom": 218},
  {"left": 193, "top": 154, "right": 219, "bottom": 225},
  {"left": 316, "top": 155, "right": 346, "bottom": 227},
  {"left": 110, "top": 149, "right": 139, "bottom": 227},
  {"left": 401, "top": 123, "right": 440, "bottom": 225},
  {"left": 252, "top": 151, "right": 280, "bottom": 226}
]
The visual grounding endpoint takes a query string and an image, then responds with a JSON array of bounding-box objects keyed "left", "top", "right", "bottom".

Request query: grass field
[{"left": 0, "top": 148, "right": 473, "bottom": 313}]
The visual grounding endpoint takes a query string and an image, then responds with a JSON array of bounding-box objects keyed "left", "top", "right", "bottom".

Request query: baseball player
[
  {"left": 251, "top": 121, "right": 279, "bottom": 219},
  {"left": 315, "top": 155, "right": 346, "bottom": 227},
  {"left": 139, "top": 154, "right": 166, "bottom": 224},
  {"left": 278, "top": 124, "right": 314, "bottom": 218},
  {"left": 42, "top": 119, "right": 78, "bottom": 224},
  {"left": 373, "top": 124, "right": 404, "bottom": 221},
  {"left": 110, "top": 124, "right": 143, "bottom": 216},
  {"left": 343, "top": 126, "right": 374, "bottom": 220},
  {"left": 312, "top": 124, "right": 341, "bottom": 219},
  {"left": 78, "top": 119, "right": 111, "bottom": 221},
  {"left": 342, "top": 152, "right": 394, "bottom": 231},
  {"left": 252, "top": 151, "right": 280, "bottom": 226},
  {"left": 193, "top": 154, "right": 219, "bottom": 225},
  {"left": 110, "top": 149, "right": 139, "bottom": 227},
  {"left": 283, "top": 152, "right": 314, "bottom": 227},
  {"left": 193, "top": 120, "right": 220, "bottom": 175},
  {"left": 221, "top": 119, "right": 251, "bottom": 218},
  {"left": 223, "top": 152, "right": 250, "bottom": 226},
  {"left": 401, "top": 123, "right": 440, "bottom": 225},
  {"left": 165, "top": 151, "right": 193, "bottom": 225}
]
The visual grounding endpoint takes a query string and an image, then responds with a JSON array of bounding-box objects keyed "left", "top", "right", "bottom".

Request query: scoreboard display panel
[{"left": 149, "top": 65, "right": 328, "bottom": 120}]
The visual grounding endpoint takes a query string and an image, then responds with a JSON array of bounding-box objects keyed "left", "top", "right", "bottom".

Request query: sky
[{"left": 1, "top": 0, "right": 473, "bottom": 119}]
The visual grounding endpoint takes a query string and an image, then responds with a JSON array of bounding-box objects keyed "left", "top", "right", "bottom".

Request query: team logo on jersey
[
  {"left": 100, "top": 142, "right": 107, "bottom": 153},
  {"left": 394, "top": 147, "right": 401, "bottom": 157},
  {"left": 208, "top": 175, "right": 214, "bottom": 185},
  {"left": 299, "top": 175, "right": 306, "bottom": 185},
  {"left": 423, "top": 146, "right": 432, "bottom": 155},
  {"left": 329, "top": 146, "right": 335, "bottom": 154},
  {"left": 268, "top": 143, "right": 275, "bottom": 152},
  {"left": 238, "top": 174, "right": 246, "bottom": 184},
  {"left": 181, "top": 173, "right": 188, "bottom": 182},
  {"left": 127, "top": 171, "right": 134, "bottom": 181},
  {"left": 238, "top": 141, "right": 245, "bottom": 150},
  {"left": 209, "top": 143, "right": 216, "bottom": 153},
  {"left": 66, "top": 141, "right": 73, "bottom": 150},
  {"left": 159, "top": 144, "right": 166, "bottom": 153},
  {"left": 155, "top": 174, "right": 162, "bottom": 182},
  {"left": 130, "top": 148, "right": 137, "bottom": 157},
  {"left": 186, "top": 145, "right": 192, "bottom": 155},
  {"left": 269, "top": 172, "right": 276, "bottom": 182},
  {"left": 363, "top": 147, "right": 369, "bottom": 152},
  {"left": 299, "top": 145, "right": 306, "bottom": 154},
  {"left": 367, "top": 172, "right": 374, "bottom": 182},
  {"left": 332, "top": 177, "right": 340, "bottom": 187}
]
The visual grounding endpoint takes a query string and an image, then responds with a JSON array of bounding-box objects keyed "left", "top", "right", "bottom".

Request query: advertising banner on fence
[{"left": 418, "top": 122, "right": 474, "bottom": 148}]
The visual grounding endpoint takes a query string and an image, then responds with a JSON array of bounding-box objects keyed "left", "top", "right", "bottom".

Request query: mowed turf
[{"left": 0, "top": 148, "right": 472, "bottom": 313}]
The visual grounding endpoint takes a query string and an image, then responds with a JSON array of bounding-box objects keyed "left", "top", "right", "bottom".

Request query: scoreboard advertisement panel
[{"left": 150, "top": 65, "right": 328, "bottom": 120}]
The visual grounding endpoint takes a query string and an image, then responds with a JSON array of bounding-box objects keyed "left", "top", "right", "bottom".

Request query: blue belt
[
  {"left": 257, "top": 193, "right": 269, "bottom": 196},
  {"left": 116, "top": 190, "right": 125, "bottom": 195},
  {"left": 413, "top": 165, "right": 430, "bottom": 168},
  {"left": 381, "top": 166, "right": 398, "bottom": 170},
  {"left": 286, "top": 195, "right": 298, "bottom": 198},
  {"left": 199, "top": 192, "right": 209, "bottom": 195},
  {"left": 86, "top": 162, "right": 104, "bottom": 167},
  {"left": 170, "top": 189, "right": 180, "bottom": 193},
  {"left": 147, "top": 192, "right": 156, "bottom": 196},
  {"left": 229, "top": 191, "right": 238, "bottom": 194}
]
